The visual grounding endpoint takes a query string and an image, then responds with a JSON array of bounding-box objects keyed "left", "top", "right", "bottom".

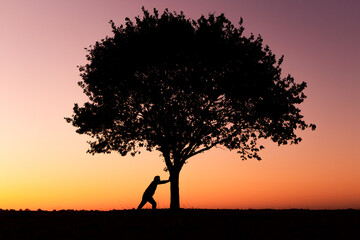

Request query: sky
[{"left": 0, "top": 0, "right": 359, "bottom": 210}]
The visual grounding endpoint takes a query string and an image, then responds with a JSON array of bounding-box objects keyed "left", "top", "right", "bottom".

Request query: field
[{"left": 0, "top": 209, "right": 359, "bottom": 239}]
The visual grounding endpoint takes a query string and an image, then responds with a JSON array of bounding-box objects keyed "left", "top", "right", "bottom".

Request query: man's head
[{"left": 154, "top": 176, "right": 160, "bottom": 182}]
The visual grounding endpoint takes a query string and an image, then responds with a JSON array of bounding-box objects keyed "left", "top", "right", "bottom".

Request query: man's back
[{"left": 143, "top": 180, "right": 158, "bottom": 198}]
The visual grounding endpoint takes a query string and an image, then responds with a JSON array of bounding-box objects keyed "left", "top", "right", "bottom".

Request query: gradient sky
[{"left": 0, "top": 0, "right": 359, "bottom": 210}]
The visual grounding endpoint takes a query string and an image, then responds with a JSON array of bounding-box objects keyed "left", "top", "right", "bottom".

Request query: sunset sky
[{"left": 0, "top": 0, "right": 359, "bottom": 210}]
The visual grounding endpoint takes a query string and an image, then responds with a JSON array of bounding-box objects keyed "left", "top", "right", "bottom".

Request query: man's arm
[{"left": 159, "top": 178, "right": 170, "bottom": 184}]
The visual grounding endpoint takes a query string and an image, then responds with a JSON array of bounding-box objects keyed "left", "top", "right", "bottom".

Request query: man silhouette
[{"left": 137, "top": 175, "right": 170, "bottom": 210}]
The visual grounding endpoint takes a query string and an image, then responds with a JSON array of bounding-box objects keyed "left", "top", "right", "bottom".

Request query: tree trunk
[{"left": 170, "top": 169, "right": 180, "bottom": 210}]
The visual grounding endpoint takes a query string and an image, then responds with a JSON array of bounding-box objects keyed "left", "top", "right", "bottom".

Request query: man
[{"left": 137, "top": 176, "right": 170, "bottom": 210}]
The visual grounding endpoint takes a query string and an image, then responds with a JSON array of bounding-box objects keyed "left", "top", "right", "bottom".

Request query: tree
[{"left": 66, "top": 8, "right": 315, "bottom": 210}]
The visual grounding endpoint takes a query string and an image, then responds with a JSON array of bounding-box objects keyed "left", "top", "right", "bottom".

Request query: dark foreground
[{"left": 0, "top": 209, "right": 359, "bottom": 239}]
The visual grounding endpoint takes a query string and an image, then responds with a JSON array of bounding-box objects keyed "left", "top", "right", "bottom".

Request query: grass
[{"left": 0, "top": 209, "right": 359, "bottom": 239}]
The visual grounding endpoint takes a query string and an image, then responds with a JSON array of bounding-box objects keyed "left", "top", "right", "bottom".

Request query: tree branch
[{"left": 163, "top": 148, "right": 174, "bottom": 172}]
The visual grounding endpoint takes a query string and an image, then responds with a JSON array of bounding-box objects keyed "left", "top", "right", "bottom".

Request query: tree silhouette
[{"left": 66, "top": 8, "right": 315, "bottom": 210}]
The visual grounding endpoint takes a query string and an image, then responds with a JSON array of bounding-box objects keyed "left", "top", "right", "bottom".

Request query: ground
[{"left": 0, "top": 209, "right": 358, "bottom": 239}]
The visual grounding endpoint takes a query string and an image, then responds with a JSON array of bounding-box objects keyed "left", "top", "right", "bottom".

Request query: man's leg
[
  {"left": 137, "top": 198, "right": 147, "bottom": 210},
  {"left": 148, "top": 197, "right": 157, "bottom": 210}
]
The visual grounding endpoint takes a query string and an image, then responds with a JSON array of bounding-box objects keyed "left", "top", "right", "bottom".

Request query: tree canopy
[{"left": 66, "top": 8, "right": 315, "bottom": 209}]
